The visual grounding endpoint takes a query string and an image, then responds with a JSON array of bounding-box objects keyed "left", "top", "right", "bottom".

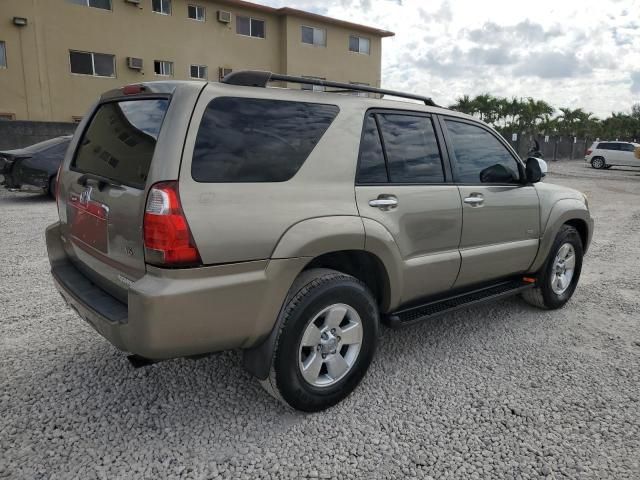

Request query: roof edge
[{"left": 213, "top": 0, "right": 395, "bottom": 37}]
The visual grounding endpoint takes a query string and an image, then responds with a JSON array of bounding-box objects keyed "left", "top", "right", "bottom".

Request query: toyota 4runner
[{"left": 46, "top": 72, "right": 593, "bottom": 411}]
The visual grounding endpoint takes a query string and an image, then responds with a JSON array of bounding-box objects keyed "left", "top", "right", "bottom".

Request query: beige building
[{"left": 0, "top": 0, "right": 393, "bottom": 122}]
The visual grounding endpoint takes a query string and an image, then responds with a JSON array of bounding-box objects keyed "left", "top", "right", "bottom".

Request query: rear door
[
  {"left": 441, "top": 117, "right": 540, "bottom": 288},
  {"left": 58, "top": 98, "right": 170, "bottom": 300},
  {"left": 618, "top": 143, "right": 638, "bottom": 166},
  {"left": 355, "top": 110, "right": 462, "bottom": 304}
]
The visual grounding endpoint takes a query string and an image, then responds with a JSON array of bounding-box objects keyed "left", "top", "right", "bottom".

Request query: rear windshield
[
  {"left": 72, "top": 99, "right": 169, "bottom": 188},
  {"left": 192, "top": 97, "right": 339, "bottom": 182}
]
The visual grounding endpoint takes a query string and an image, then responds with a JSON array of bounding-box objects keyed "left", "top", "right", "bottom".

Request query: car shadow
[
  {"left": 0, "top": 192, "right": 53, "bottom": 204},
  {"left": 11, "top": 295, "right": 547, "bottom": 449}
]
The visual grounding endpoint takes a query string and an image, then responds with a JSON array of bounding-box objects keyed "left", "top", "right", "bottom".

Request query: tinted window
[
  {"left": 377, "top": 114, "right": 444, "bottom": 183},
  {"left": 72, "top": 99, "right": 169, "bottom": 188},
  {"left": 621, "top": 143, "right": 635, "bottom": 152},
  {"left": 599, "top": 142, "right": 620, "bottom": 151},
  {"left": 357, "top": 115, "right": 387, "bottom": 183},
  {"left": 445, "top": 120, "right": 520, "bottom": 183},
  {"left": 192, "top": 98, "right": 339, "bottom": 182}
]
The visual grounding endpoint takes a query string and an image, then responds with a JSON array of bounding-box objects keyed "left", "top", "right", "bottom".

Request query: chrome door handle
[
  {"left": 369, "top": 197, "right": 398, "bottom": 209},
  {"left": 463, "top": 196, "right": 484, "bottom": 205}
]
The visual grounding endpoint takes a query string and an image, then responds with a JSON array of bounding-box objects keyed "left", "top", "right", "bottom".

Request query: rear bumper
[{"left": 46, "top": 222, "right": 306, "bottom": 359}]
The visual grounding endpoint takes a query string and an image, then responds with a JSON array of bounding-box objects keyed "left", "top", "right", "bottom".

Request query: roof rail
[{"left": 221, "top": 70, "right": 438, "bottom": 107}]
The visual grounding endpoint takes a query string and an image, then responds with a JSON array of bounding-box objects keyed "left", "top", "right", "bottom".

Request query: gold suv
[{"left": 46, "top": 72, "right": 593, "bottom": 411}]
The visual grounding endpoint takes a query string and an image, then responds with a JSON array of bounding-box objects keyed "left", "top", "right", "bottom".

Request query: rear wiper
[{"left": 77, "top": 173, "right": 123, "bottom": 191}]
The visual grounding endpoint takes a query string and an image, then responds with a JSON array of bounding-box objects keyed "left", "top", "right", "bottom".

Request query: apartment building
[{"left": 0, "top": 0, "right": 394, "bottom": 122}]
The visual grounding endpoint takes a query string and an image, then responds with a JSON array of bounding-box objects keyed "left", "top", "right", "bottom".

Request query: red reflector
[
  {"left": 122, "top": 84, "right": 145, "bottom": 95},
  {"left": 143, "top": 182, "right": 201, "bottom": 266}
]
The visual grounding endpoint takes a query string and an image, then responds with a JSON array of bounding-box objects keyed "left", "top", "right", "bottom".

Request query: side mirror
[{"left": 525, "top": 157, "right": 546, "bottom": 183}]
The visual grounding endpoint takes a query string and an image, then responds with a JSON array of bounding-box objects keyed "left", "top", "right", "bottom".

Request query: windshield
[{"left": 14, "top": 136, "right": 72, "bottom": 155}]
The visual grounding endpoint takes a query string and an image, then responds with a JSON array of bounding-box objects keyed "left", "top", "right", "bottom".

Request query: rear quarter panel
[{"left": 179, "top": 84, "right": 367, "bottom": 264}]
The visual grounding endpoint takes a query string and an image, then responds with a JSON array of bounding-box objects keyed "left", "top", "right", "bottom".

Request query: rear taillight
[
  {"left": 585, "top": 149, "right": 592, "bottom": 156},
  {"left": 143, "top": 181, "right": 201, "bottom": 266}
]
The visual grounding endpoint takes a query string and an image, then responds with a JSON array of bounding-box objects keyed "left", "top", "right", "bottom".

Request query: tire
[
  {"left": 260, "top": 268, "right": 379, "bottom": 412},
  {"left": 48, "top": 176, "right": 56, "bottom": 199},
  {"left": 522, "top": 225, "right": 583, "bottom": 310},
  {"left": 590, "top": 157, "right": 605, "bottom": 169}
]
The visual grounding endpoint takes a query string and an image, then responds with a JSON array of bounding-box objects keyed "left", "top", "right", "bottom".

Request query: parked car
[
  {"left": 0, "top": 136, "right": 72, "bottom": 197},
  {"left": 46, "top": 73, "right": 593, "bottom": 412},
  {"left": 585, "top": 141, "right": 640, "bottom": 169}
]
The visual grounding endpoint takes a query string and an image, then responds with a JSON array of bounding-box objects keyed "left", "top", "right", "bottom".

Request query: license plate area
[{"left": 68, "top": 190, "right": 109, "bottom": 254}]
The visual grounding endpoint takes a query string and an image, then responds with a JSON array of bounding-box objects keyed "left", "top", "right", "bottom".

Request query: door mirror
[
  {"left": 479, "top": 163, "right": 517, "bottom": 183},
  {"left": 525, "top": 157, "right": 546, "bottom": 183}
]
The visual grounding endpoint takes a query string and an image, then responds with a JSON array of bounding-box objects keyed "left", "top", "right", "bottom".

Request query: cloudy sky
[{"left": 261, "top": 0, "right": 640, "bottom": 118}]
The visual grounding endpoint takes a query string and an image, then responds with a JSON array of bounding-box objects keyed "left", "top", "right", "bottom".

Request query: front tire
[
  {"left": 261, "top": 269, "right": 379, "bottom": 412},
  {"left": 522, "top": 225, "right": 583, "bottom": 310},
  {"left": 590, "top": 157, "right": 605, "bottom": 169}
]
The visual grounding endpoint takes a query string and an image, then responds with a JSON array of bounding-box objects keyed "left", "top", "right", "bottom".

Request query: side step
[{"left": 387, "top": 279, "right": 535, "bottom": 329}]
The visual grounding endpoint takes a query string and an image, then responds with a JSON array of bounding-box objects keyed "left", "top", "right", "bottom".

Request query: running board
[{"left": 387, "top": 279, "right": 535, "bottom": 329}]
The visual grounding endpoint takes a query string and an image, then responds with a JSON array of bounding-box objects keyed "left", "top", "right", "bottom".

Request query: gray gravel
[{"left": 1, "top": 160, "right": 639, "bottom": 479}]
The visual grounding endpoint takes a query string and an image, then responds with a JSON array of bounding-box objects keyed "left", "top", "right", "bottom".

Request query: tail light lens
[
  {"left": 143, "top": 181, "right": 201, "bottom": 266},
  {"left": 585, "top": 149, "right": 592, "bottom": 155}
]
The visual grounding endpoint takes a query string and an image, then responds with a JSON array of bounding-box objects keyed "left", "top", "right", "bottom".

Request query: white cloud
[{"left": 260, "top": 0, "right": 640, "bottom": 117}]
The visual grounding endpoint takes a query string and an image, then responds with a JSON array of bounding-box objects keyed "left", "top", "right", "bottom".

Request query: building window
[
  {"left": 349, "top": 35, "right": 370, "bottom": 55},
  {"left": 190, "top": 64, "right": 207, "bottom": 79},
  {"left": 68, "top": 0, "right": 112, "bottom": 10},
  {"left": 188, "top": 4, "right": 205, "bottom": 21},
  {"left": 154, "top": 60, "right": 173, "bottom": 76},
  {"left": 0, "top": 113, "right": 15, "bottom": 121},
  {"left": 152, "top": 0, "right": 171, "bottom": 15},
  {"left": 301, "top": 76, "right": 326, "bottom": 92},
  {"left": 236, "top": 16, "right": 265, "bottom": 38},
  {"left": 219, "top": 67, "right": 232, "bottom": 80},
  {"left": 0, "top": 41, "right": 6, "bottom": 68},
  {"left": 301, "top": 26, "right": 326, "bottom": 47},
  {"left": 72, "top": 116, "right": 84, "bottom": 123},
  {"left": 69, "top": 50, "right": 115, "bottom": 77}
]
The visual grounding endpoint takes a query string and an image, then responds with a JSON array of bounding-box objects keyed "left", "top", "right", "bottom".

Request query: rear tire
[
  {"left": 522, "top": 225, "right": 583, "bottom": 310},
  {"left": 260, "top": 269, "right": 379, "bottom": 412},
  {"left": 590, "top": 157, "right": 605, "bottom": 169}
]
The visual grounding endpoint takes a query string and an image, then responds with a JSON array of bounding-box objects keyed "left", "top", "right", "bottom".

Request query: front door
[
  {"left": 441, "top": 117, "right": 540, "bottom": 287},
  {"left": 355, "top": 111, "right": 462, "bottom": 304}
]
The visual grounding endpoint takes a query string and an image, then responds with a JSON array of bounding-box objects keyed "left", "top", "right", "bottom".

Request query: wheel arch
[{"left": 528, "top": 199, "right": 593, "bottom": 273}]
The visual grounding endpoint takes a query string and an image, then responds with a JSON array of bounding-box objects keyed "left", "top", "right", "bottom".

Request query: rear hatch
[{"left": 57, "top": 96, "right": 171, "bottom": 302}]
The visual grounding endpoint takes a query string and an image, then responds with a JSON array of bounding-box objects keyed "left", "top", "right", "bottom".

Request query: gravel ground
[{"left": 1, "top": 160, "right": 639, "bottom": 479}]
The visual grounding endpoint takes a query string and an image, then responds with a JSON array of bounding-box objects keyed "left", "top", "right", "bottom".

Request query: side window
[
  {"left": 377, "top": 114, "right": 445, "bottom": 183},
  {"left": 192, "top": 98, "right": 339, "bottom": 182},
  {"left": 445, "top": 120, "right": 520, "bottom": 183},
  {"left": 356, "top": 115, "right": 387, "bottom": 183},
  {"left": 621, "top": 143, "right": 635, "bottom": 152}
]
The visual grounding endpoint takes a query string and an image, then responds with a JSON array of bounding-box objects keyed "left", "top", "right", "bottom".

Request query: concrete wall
[
  {"left": 0, "top": 121, "right": 76, "bottom": 150},
  {"left": 0, "top": 0, "right": 388, "bottom": 122}
]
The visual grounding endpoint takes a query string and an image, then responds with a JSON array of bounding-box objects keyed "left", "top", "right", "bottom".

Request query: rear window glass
[
  {"left": 192, "top": 97, "right": 339, "bottom": 182},
  {"left": 72, "top": 99, "right": 169, "bottom": 188}
]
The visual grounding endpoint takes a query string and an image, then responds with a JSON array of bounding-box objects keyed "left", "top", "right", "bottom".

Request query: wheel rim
[
  {"left": 551, "top": 243, "right": 576, "bottom": 295},
  {"left": 592, "top": 158, "right": 604, "bottom": 169},
  {"left": 298, "top": 303, "right": 363, "bottom": 388}
]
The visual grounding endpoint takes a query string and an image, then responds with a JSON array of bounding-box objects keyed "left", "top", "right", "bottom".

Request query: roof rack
[{"left": 221, "top": 70, "right": 438, "bottom": 107}]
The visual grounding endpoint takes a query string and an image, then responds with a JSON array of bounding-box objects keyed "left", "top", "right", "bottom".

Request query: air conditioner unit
[
  {"left": 127, "top": 57, "right": 144, "bottom": 70},
  {"left": 218, "top": 10, "right": 231, "bottom": 23}
]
